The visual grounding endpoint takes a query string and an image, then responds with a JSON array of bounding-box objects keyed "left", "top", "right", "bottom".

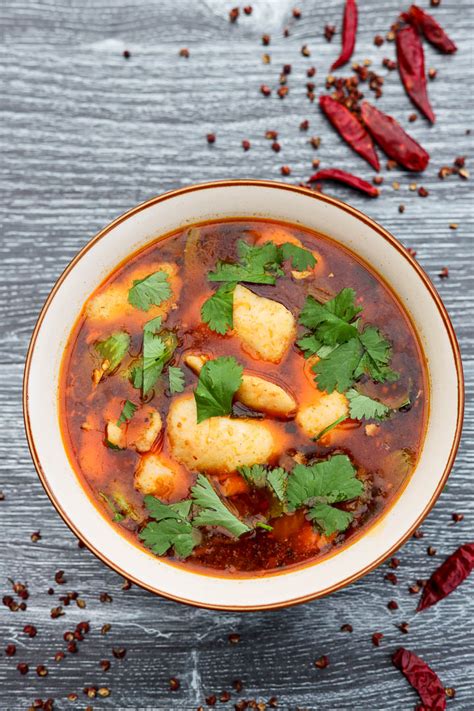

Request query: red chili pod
[
  {"left": 360, "top": 101, "right": 429, "bottom": 172},
  {"left": 417, "top": 542, "right": 474, "bottom": 612},
  {"left": 407, "top": 5, "right": 457, "bottom": 54},
  {"left": 396, "top": 26, "right": 435, "bottom": 123},
  {"left": 319, "top": 95, "right": 380, "bottom": 170},
  {"left": 331, "top": 0, "right": 358, "bottom": 71},
  {"left": 392, "top": 648, "right": 446, "bottom": 711},
  {"left": 308, "top": 169, "right": 379, "bottom": 197}
]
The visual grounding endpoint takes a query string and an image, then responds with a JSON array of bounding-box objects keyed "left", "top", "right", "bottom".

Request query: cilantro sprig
[
  {"left": 298, "top": 288, "right": 399, "bottom": 396},
  {"left": 116, "top": 400, "right": 138, "bottom": 426},
  {"left": 191, "top": 474, "right": 251, "bottom": 537},
  {"left": 94, "top": 331, "right": 130, "bottom": 373},
  {"left": 128, "top": 270, "right": 171, "bottom": 312},
  {"left": 131, "top": 317, "right": 178, "bottom": 395},
  {"left": 194, "top": 356, "right": 243, "bottom": 423},
  {"left": 168, "top": 366, "right": 185, "bottom": 394},
  {"left": 201, "top": 283, "right": 236, "bottom": 335},
  {"left": 238, "top": 465, "right": 288, "bottom": 502},
  {"left": 139, "top": 498, "right": 201, "bottom": 558}
]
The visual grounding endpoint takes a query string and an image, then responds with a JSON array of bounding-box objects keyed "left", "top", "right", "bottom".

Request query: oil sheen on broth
[{"left": 59, "top": 220, "right": 428, "bottom": 575}]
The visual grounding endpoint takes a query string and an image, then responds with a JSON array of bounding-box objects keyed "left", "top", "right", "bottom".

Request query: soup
[{"left": 59, "top": 219, "right": 428, "bottom": 575}]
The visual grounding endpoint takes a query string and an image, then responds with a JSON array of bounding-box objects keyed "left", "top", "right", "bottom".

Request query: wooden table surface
[{"left": 1, "top": 1, "right": 472, "bottom": 709}]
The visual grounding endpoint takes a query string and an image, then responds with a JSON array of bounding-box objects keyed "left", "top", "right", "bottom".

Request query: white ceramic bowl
[{"left": 24, "top": 180, "right": 464, "bottom": 610}]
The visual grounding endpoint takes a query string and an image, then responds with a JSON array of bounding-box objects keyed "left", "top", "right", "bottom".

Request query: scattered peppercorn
[
  {"left": 36, "top": 665, "right": 48, "bottom": 677},
  {"left": 408, "top": 113, "right": 418, "bottom": 122},
  {"left": 99, "top": 592, "right": 113, "bottom": 603},
  {"left": 427, "top": 546, "right": 437, "bottom": 556},
  {"left": 98, "top": 688, "right": 110, "bottom": 698},
  {"left": 262, "top": 53, "right": 271, "bottom": 64},
  {"left": 228, "top": 633, "right": 240, "bottom": 644},
  {"left": 5, "top": 644, "right": 16, "bottom": 656},
  {"left": 392, "top": 181, "right": 400, "bottom": 191},
  {"left": 431, "top": 0, "right": 441, "bottom": 5},
  {"left": 373, "top": 176, "right": 384, "bottom": 185},
  {"left": 445, "top": 687, "right": 456, "bottom": 699},
  {"left": 262, "top": 34, "right": 271, "bottom": 46},
  {"left": 101, "top": 624, "right": 111, "bottom": 635},
  {"left": 386, "top": 160, "right": 397, "bottom": 170},
  {"left": 311, "top": 158, "right": 320, "bottom": 169},
  {"left": 50, "top": 606, "right": 64, "bottom": 619},
  {"left": 387, "top": 600, "right": 399, "bottom": 610},
  {"left": 220, "top": 690, "right": 231, "bottom": 702},
  {"left": 271, "top": 142, "right": 281, "bottom": 153},
  {"left": 123, "top": 50, "right": 130, "bottom": 59},
  {"left": 243, "top": 6, "right": 253, "bottom": 15},
  {"left": 17, "top": 662, "right": 29, "bottom": 675},
  {"left": 260, "top": 84, "right": 272, "bottom": 97},
  {"left": 292, "top": 7, "right": 301, "bottom": 19},
  {"left": 100, "top": 659, "right": 111, "bottom": 672},
  {"left": 307, "top": 66, "right": 316, "bottom": 78},
  {"left": 409, "top": 583, "right": 421, "bottom": 594},
  {"left": 314, "top": 655, "right": 329, "bottom": 669},
  {"left": 452, "top": 512, "right": 464, "bottom": 522},
  {"left": 418, "top": 186, "right": 429, "bottom": 197},
  {"left": 277, "top": 86, "right": 289, "bottom": 99},
  {"left": 0, "top": 491, "right": 5, "bottom": 501},
  {"left": 67, "top": 693, "right": 78, "bottom": 702},
  {"left": 84, "top": 687, "right": 97, "bottom": 699},
  {"left": 31, "top": 531, "right": 42, "bottom": 542},
  {"left": 179, "top": 48, "right": 189, "bottom": 58},
  {"left": 428, "top": 67, "right": 437, "bottom": 80},
  {"left": 205, "top": 695, "right": 217, "bottom": 706},
  {"left": 413, "top": 529, "right": 424, "bottom": 539},
  {"left": 206, "top": 133, "right": 216, "bottom": 144},
  {"left": 229, "top": 7, "right": 239, "bottom": 23},
  {"left": 324, "top": 25, "right": 336, "bottom": 42},
  {"left": 372, "top": 632, "right": 384, "bottom": 646},
  {"left": 281, "top": 165, "right": 291, "bottom": 176},
  {"left": 398, "top": 622, "right": 410, "bottom": 634},
  {"left": 232, "top": 679, "right": 243, "bottom": 692},
  {"left": 390, "top": 557, "right": 400, "bottom": 569},
  {"left": 169, "top": 677, "right": 180, "bottom": 691},
  {"left": 54, "top": 571, "right": 66, "bottom": 585},
  {"left": 439, "top": 267, "right": 449, "bottom": 278},
  {"left": 113, "top": 647, "right": 127, "bottom": 659},
  {"left": 385, "top": 573, "right": 398, "bottom": 585},
  {"left": 301, "top": 44, "right": 311, "bottom": 57},
  {"left": 54, "top": 651, "right": 65, "bottom": 662},
  {"left": 340, "top": 623, "right": 353, "bottom": 633},
  {"left": 458, "top": 167, "right": 469, "bottom": 179},
  {"left": 241, "top": 140, "right": 251, "bottom": 152},
  {"left": 382, "top": 57, "right": 397, "bottom": 70},
  {"left": 23, "top": 624, "right": 37, "bottom": 638},
  {"left": 309, "top": 136, "right": 321, "bottom": 149},
  {"left": 67, "top": 641, "right": 78, "bottom": 654},
  {"left": 299, "top": 119, "right": 309, "bottom": 131},
  {"left": 449, "top": 223, "right": 458, "bottom": 230}
]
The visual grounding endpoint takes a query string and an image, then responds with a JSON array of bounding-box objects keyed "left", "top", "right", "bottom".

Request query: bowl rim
[{"left": 23, "top": 179, "right": 464, "bottom": 610}]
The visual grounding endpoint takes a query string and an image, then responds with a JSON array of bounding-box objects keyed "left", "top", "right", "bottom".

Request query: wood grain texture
[{"left": 0, "top": 0, "right": 472, "bottom": 709}]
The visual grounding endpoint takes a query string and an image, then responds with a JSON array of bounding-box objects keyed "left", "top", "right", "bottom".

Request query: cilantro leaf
[
  {"left": 346, "top": 388, "right": 391, "bottom": 421},
  {"left": 286, "top": 455, "right": 362, "bottom": 536},
  {"left": 297, "top": 333, "right": 322, "bottom": 358},
  {"left": 139, "top": 497, "right": 200, "bottom": 558},
  {"left": 354, "top": 327, "right": 399, "bottom": 383},
  {"left": 116, "top": 400, "right": 138, "bottom": 426},
  {"left": 299, "top": 289, "right": 360, "bottom": 346},
  {"left": 201, "top": 283, "right": 235, "bottom": 334},
  {"left": 307, "top": 503, "right": 354, "bottom": 536},
  {"left": 208, "top": 240, "right": 282, "bottom": 285},
  {"left": 194, "top": 356, "right": 243, "bottom": 423},
  {"left": 239, "top": 464, "right": 288, "bottom": 502},
  {"left": 94, "top": 331, "right": 130, "bottom": 372},
  {"left": 168, "top": 366, "right": 185, "bottom": 394},
  {"left": 286, "top": 454, "right": 363, "bottom": 510},
  {"left": 140, "top": 318, "right": 178, "bottom": 395},
  {"left": 313, "top": 339, "right": 363, "bottom": 393},
  {"left": 280, "top": 242, "right": 316, "bottom": 271},
  {"left": 128, "top": 270, "right": 171, "bottom": 312},
  {"left": 191, "top": 474, "right": 251, "bottom": 537}
]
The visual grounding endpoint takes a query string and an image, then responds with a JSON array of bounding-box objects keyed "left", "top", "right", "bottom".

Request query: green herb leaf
[
  {"left": 128, "top": 270, "right": 171, "bottom": 312},
  {"left": 286, "top": 454, "right": 363, "bottom": 510},
  {"left": 354, "top": 327, "right": 399, "bottom": 383},
  {"left": 299, "top": 289, "right": 360, "bottom": 346},
  {"left": 191, "top": 474, "right": 251, "bottom": 537},
  {"left": 201, "top": 283, "right": 236, "bottom": 334},
  {"left": 168, "top": 366, "right": 185, "bottom": 394},
  {"left": 140, "top": 318, "right": 178, "bottom": 395},
  {"left": 239, "top": 464, "right": 288, "bottom": 502},
  {"left": 280, "top": 242, "right": 316, "bottom": 271},
  {"left": 314, "top": 414, "right": 348, "bottom": 441},
  {"left": 296, "top": 333, "right": 322, "bottom": 358},
  {"left": 313, "top": 339, "right": 363, "bottom": 393},
  {"left": 208, "top": 240, "right": 282, "bottom": 285},
  {"left": 194, "top": 356, "right": 243, "bottom": 423},
  {"left": 94, "top": 331, "right": 130, "bottom": 372},
  {"left": 139, "top": 496, "right": 200, "bottom": 558},
  {"left": 116, "top": 400, "right": 138, "bottom": 427},
  {"left": 346, "top": 388, "right": 391, "bottom": 421},
  {"left": 306, "top": 503, "right": 354, "bottom": 536}
]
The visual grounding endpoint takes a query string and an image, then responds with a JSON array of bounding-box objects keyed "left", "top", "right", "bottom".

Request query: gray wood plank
[{"left": 0, "top": 0, "right": 473, "bottom": 709}]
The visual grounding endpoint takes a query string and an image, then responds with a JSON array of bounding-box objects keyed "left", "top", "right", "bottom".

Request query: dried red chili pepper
[
  {"left": 406, "top": 5, "right": 457, "bottom": 54},
  {"left": 392, "top": 648, "right": 446, "bottom": 711},
  {"left": 319, "top": 95, "right": 380, "bottom": 170},
  {"left": 417, "top": 542, "right": 474, "bottom": 612},
  {"left": 308, "top": 169, "right": 379, "bottom": 197},
  {"left": 331, "top": 0, "right": 358, "bottom": 71},
  {"left": 396, "top": 26, "right": 435, "bottom": 123},
  {"left": 360, "top": 101, "right": 429, "bottom": 172}
]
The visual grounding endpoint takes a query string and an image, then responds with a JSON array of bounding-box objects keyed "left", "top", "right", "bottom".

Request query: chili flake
[
  {"left": 229, "top": 7, "right": 239, "bottom": 23},
  {"left": 439, "top": 267, "right": 449, "bottom": 278},
  {"left": 314, "top": 655, "right": 329, "bottom": 669}
]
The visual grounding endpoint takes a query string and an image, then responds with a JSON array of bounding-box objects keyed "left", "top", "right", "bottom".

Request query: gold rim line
[{"left": 23, "top": 179, "right": 465, "bottom": 611}]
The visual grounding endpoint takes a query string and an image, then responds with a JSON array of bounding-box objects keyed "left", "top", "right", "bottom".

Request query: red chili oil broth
[{"left": 59, "top": 219, "right": 428, "bottom": 576}]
